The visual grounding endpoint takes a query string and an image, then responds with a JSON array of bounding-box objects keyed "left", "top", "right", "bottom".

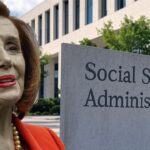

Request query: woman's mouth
[{"left": 0, "top": 75, "right": 16, "bottom": 88}]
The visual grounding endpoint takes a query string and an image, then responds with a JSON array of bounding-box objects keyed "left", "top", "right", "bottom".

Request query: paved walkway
[{"left": 22, "top": 116, "right": 60, "bottom": 136}]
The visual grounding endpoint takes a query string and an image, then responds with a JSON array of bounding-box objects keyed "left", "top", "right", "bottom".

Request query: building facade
[{"left": 21, "top": 0, "right": 149, "bottom": 98}]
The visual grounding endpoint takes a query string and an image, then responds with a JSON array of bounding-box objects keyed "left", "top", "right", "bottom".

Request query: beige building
[{"left": 21, "top": 0, "right": 149, "bottom": 98}]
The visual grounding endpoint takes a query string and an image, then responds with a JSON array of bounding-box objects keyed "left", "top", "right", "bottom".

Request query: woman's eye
[{"left": 5, "top": 42, "right": 19, "bottom": 52}]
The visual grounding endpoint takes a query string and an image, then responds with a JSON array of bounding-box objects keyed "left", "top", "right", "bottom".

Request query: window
[
  {"left": 54, "top": 63, "right": 58, "bottom": 97},
  {"left": 31, "top": 19, "right": 35, "bottom": 32},
  {"left": 86, "top": 0, "right": 93, "bottom": 24},
  {"left": 45, "top": 10, "right": 50, "bottom": 43},
  {"left": 39, "top": 66, "right": 44, "bottom": 98},
  {"left": 75, "top": 0, "right": 80, "bottom": 30},
  {"left": 54, "top": 5, "right": 59, "bottom": 40},
  {"left": 100, "top": 0, "right": 107, "bottom": 18},
  {"left": 116, "top": 0, "right": 126, "bottom": 10},
  {"left": 63, "top": 0, "right": 69, "bottom": 34},
  {"left": 38, "top": 14, "right": 42, "bottom": 46}
]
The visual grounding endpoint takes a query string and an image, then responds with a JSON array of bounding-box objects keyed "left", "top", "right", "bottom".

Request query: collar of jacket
[{"left": 12, "top": 114, "right": 42, "bottom": 150}]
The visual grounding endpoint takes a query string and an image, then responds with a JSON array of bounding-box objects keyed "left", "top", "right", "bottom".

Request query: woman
[{"left": 0, "top": 1, "right": 65, "bottom": 150}]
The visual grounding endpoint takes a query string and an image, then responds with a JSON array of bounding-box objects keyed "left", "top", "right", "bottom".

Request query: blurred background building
[{"left": 21, "top": 0, "right": 148, "bottom": 98}]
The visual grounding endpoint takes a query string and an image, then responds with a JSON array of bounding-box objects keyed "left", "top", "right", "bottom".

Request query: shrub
[
  {"left": 29, "top": 97, "right": 60, "bottom": 115},
  {"left": 51, "top": 105, "right": 60, "bottom": 115}
]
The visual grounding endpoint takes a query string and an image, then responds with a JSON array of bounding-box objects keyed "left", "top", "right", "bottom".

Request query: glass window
[
  {"left": 75, "top": 0, "right": 80, "bottom": 30},
  {"left": 54, "top": 78, "right": 58, "bottom": 97},
  {"left": 54, "top": 5, "right": 59, "bottom": 40},
  {"left": 54, "top": 63, "right": 58, "bottom": 97},
  {"left": 63, "top": 0, "right": 69, "bottom": 34},
  {"left": 31, "top": 19, "right": 35, "bottom": 32},
  {"left": 100, "top": 0, "right": 107, "bottom": 18},
  {"left": 55, "top": 63, "right": 58, "bottom": 71},
  {"left": 39, "top": 66, "right": 44, "bottom": 98},
  {"left": 45, "top": 10, "right": 50, "bottom": 43},
  {"left": 116, "top": 0, "right": 126, "bottom": 10},
  {"left": 38, "top": 14, "right": 42, "bottom": 46},
  {"left": 86, "top": 0, "right": 93, "bottom": 24}
]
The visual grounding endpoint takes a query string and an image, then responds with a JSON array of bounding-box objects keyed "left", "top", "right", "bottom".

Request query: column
[
  {"left": 80, "top": 0, "right": 86, "bottom": 27},
  {"left": 69, "top": 0, "right": 74, "bottom": 32},
  {"left": 93, "top": 0, "right": 99, "bottom": 22},
  {"left": 44, "top": 56, "right": 59, "bottom": 98},
  {"left": 126, "top": 0, "right": 135, "bottom": 5},
  {"left": 59, "top": 0, "right": 63, "bottom": 37},
  {"left": 42, "top": 11, "right": 45, "bottom": 45},
  {"left": 50, "top": 5, "right": 54, "bottom": 41},
  {"left": 107, "top": 0, "right": 115, "bottom": 15},
  {"left": 35, "top": 16, "right": 38, "bottom": 43}
]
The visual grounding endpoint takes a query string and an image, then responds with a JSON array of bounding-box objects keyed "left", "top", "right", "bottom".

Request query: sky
[{"left": 3, "top": 0, "right": 45, "bottom": 17}]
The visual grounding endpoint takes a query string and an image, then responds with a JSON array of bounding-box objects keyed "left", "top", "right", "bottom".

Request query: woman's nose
[{"left": 0, "top": 47, "right": 12, "bottom": 69}]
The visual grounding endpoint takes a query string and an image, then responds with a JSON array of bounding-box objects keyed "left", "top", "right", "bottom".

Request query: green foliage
[
  {"left": 29, "top": 98, "right": 60, "bottom": 115},
  {"left": 40, "top": 54, "right": 51, "bottom": 78},
  {"left": 39, "top": 54, "right": 51, "bottom": 98},
  {"left": 79, "top": 38, "right": 97, "bottom": 47},
  {"left": 40, "top": 54, "right": 51, "bottom": 66},
  {"left": 98, "top": 16, "right": 150, "bottom": 55},
  {"left": 51, "top": 105, "right": 60, "bottom": 115}
]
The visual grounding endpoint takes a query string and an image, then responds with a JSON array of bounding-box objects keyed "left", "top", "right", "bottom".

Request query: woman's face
[{"left": 0, "top": 16, "right": 25, "bottom": 106}]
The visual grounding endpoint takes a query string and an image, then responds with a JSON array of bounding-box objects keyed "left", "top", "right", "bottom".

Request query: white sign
[{"left": 61, "top": 44, "right": 150, "bottom": 150}]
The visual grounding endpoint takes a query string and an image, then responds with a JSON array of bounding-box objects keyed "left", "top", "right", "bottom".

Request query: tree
[
  {"left": 97, "top": 16, "right": 150, "bottom": 55},
  {"left": 79, "top": 38, "right": 97, "bottom": 47},
  {"left": 39, "top": 54, "right": 51, "bottom": 98},
  {"left": 40, "top": 54, "right": 51, "bottom": 77}
]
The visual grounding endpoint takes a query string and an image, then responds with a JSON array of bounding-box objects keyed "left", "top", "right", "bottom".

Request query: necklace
[{"left": 11, "top": 123, "right": 22, "bottom": 150}]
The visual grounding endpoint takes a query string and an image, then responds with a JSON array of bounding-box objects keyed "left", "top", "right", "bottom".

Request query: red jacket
[{"left": 12, "top": 115, "right": 65, "bottom": 150}]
